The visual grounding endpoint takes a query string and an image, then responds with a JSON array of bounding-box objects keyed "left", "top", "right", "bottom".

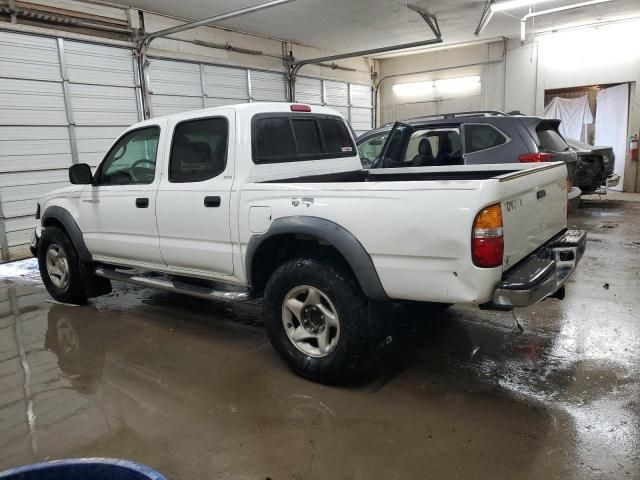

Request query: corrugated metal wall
[
  {"left": 0, "top": 31, "right": 373, "bottom": 261},
  {"left": 145, "top": 58, "right": 373, "bottom": 135},
  {"left": 295, "top": 77, "right": 373, "bottom": 135},
  {"left": 146, "top": 57, "right": 287, "bottom": 117},
  {"left": 0, "top": 31, "right": 141, "bottom": 261}
]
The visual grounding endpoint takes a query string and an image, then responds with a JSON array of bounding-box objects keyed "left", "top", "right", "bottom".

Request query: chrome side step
[{"left": 94, "top": 267, "right": 251, "bottom": 303}]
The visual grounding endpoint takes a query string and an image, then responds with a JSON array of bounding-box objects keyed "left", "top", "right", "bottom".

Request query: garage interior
[{"left": 1, "top": 0, "right": 640, "bottom": 478}]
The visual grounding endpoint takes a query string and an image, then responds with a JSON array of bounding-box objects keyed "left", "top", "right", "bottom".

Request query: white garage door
[
  {"left": 349, "top": 83, "right": 374, "bottom": 135},
  {"left": 294, "top": 77, "right": 373, "bottom": 135},
  {"left": 0, "top": 31, "right": 141, "bottom": 261},
  {"left": 295, "top": 77, "right": 323, "bottom": 107},
  {"left": 147, "top": 57, "right": 287, "bottom": 117}
]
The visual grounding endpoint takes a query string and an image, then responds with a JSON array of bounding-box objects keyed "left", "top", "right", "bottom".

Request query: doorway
[{"left": 544, "top": 83, "right": 630, "bottom": 192}]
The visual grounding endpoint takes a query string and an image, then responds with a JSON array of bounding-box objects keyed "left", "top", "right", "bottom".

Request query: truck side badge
[{"left": 291, "top": 197, "right": 314, "bottom": 207}]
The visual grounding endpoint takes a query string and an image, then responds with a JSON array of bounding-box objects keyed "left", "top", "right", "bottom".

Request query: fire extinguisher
[{"left": 631, "top": 133, "right": 639, "bottom": 161}]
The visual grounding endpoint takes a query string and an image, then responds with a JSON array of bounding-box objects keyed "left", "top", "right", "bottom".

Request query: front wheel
[
  {"left": 38, "top": 226, "right": 87, "bottom": 305},
  {"left": 264, "top": 257, "right": 370, "bottom": 384}
]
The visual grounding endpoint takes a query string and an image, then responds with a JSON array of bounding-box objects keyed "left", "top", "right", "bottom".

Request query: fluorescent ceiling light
[
  {"left": 392, "top": 81, "right": 434, "bottom": 96},
  {"left": 492, "top": 0, "right": 556, "bottom": 12},
  {"left": 520, "top": 0, "right": 616, "bottom": 43},
  {"left": 435, "top": 75, "right": 481, "bottom": 92}
]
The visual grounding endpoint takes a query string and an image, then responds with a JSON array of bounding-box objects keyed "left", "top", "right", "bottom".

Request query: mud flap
[
  {"left": 79, "top": 263, "right": 112, "bottom": 298},
  {"left": 367, "top": 301, "right": 395, "bottom": 360}
]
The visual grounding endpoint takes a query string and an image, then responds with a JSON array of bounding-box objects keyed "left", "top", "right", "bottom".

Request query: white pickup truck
[{"left": 31, "top": 102, "right": 586, "bottom": 383}]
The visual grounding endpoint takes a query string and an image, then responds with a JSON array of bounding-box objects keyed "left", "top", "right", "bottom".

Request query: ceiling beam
[
  {"left": 139, "top": 0, "right": 297, "bottom": 52},
  {"left": 290, "top": 37, "right": 444, "bottom": 77}
]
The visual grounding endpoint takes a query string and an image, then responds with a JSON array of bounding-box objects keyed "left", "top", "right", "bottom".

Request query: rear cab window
[{"left": 252, "top": 113, "right": 355, "bottom": 163}]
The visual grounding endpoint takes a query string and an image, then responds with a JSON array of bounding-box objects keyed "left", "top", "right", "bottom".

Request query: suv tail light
[
  {"left": 519, "top": 152, "right": 554, "bottom": 163},
  {"left": 290, "top": 104, "right": 311, "bottom": 112},
  {"left": 472, "top": 203, "right": 504, "bottom": 268}
]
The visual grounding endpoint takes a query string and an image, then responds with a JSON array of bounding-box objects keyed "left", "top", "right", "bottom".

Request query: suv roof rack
[{"left": 404, "top": 110, "right": 511, "bottom": 122}]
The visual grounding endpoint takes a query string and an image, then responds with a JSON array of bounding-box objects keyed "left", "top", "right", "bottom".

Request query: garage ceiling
[{"left": 99, "top": 0, "right": 640, "bottom": 53}]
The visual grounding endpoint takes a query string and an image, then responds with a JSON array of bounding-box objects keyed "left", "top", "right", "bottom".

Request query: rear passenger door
[{"left": 155, "top": 111, "right": 235, "bottom": 276}]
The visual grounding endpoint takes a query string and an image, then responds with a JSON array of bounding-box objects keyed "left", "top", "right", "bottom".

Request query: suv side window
[
  {"left": 465, "top": 124, "right": 508, "bottom": 153},
  {"left": 95, "top": 126, "right": 160, "bottom": 185},
  {"left": 403, "top": 127, "right": 462, "bottom": 166},
  {"left": 169, "top": 117, "right": 228, "bottom": 183}
]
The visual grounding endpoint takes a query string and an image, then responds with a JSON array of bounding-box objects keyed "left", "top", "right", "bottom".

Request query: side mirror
[{"left": 69, "top": 163, "right": 93, "bottom": 185}]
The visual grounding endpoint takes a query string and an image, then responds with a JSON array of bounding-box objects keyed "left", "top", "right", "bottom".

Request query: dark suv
[{"left": 357, "top": 111, "right": 580, "bottom": 203}]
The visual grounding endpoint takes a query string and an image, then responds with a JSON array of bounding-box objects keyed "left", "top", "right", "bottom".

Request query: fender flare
[
  {"left": 246, "top": 216, "right": 388, "bottom": 301},
  {"left": 41, "top": 206, "right": 93, "bottom": 263}
]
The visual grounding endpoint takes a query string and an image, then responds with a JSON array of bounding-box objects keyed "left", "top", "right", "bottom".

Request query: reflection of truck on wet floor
[{"left": 30, "top": 102, "right": 586, "bottom": 383}]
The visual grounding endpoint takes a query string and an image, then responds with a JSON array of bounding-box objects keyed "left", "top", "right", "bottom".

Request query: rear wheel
[
  {"left": 38, "top": 226, "right": 87, "bottom": 305},
  {"left": 264, "top": 257, "right": 370, "bottom": 384}
]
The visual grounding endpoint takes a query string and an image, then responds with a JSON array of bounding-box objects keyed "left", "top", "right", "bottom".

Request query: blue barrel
[{"left": 0, "top": 458, "right": 166, "bottom": 480}]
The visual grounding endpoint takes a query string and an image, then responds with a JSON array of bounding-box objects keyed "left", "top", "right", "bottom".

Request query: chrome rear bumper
[{"left": 485, "top": 229, "right": 587, "bottom": 309}]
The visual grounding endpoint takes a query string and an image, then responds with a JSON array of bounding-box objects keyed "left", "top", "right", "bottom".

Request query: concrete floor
[{"left": 1, "top": 197, "right": 639, "bottom": 479}]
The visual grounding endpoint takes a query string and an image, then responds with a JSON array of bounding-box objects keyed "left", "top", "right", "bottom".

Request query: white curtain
[
  {"left": 595, "top": 84, "right": 629, "bottom": 191},
  {"left": 543, "top": 95, "right": 593, "bottom": 142}
]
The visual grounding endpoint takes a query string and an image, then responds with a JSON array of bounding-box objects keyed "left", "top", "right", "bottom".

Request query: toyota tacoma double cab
[{"left": 31, "top": 103, "right": 586, "bottom": 383}]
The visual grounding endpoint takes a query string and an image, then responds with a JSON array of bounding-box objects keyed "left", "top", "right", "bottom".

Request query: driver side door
[{"left": 79, "top": 121, "right": 167, "bottom": 268}]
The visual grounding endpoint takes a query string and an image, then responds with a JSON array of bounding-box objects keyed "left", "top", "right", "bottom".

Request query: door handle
[
  {"left": 204, "top": 196, "right": 221, "bottom": 208},
  {"left": 136, "top": 197, "right": 149, "bottom": 208}
]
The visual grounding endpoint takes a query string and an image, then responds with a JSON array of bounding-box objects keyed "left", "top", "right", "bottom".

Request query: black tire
[
  {"left": 264, "top": 257, "right": 370, "bottom": 384},
  {"left": 38, "top": 226, "right": 87, "bottom": 305}
]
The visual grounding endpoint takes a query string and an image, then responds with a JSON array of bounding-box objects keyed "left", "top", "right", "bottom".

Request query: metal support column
[
  {"left": 0, "top": 191, "right": 10, "bottom": 261},
  {"left": 199, "top": 64, "right": 207, "bottom": 108},
  {"left": 321, "top": 79, "right": 327, "bottom": 105},
  {"left": 347, "top": 83, "right": 352, "bottom": 124},
  {"left": 57, "top": 38, "right": 79, "bottom": 165},
  {"left": 7, "top": 0, "right": 17, "bottom": 23},
  {"left": 247, "top": 70, "right": 253, "bottom": 102},
  {"left": 132, "top": 53, "right": 144, "bottom": 121}
]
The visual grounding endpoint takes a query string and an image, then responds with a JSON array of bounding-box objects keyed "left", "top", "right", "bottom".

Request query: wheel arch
[
  {"left": 246, "top": 216, "right": 388, "bottom": 302},
  {"left": 41, "top": 206, "right": 93, "bottom": 263}
]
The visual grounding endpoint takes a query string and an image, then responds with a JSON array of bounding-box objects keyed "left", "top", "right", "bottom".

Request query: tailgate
[{"left": 497, "top": 163, "right": 568, "bottom": 270}]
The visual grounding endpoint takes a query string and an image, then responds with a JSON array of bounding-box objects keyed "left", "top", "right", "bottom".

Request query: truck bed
[
  {"left": 242, "top": 162, "right": 569, "bottom": 304},
  {"left": 262, "top": 163, "right": 562, "bottom": 183}
]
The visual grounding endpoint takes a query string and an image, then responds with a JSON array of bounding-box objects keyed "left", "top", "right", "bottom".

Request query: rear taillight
[
  {"left": 290, "top": 104, "right": 311, "bottom": 112},
  {"left": 472, "top": 203, "right": 504, "bottom": 268},
  {"left": 519, "top": 152, "right": 554, "bottom": 163}
]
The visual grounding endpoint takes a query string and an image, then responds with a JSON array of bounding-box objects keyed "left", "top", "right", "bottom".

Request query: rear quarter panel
[{"left": 238, "top": 180, "right": 504, "bottom": 304}]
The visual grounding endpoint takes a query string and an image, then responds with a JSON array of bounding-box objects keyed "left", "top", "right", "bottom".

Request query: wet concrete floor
[{"left": 1, "top": 198, "right": 639, "bottom": 479}]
